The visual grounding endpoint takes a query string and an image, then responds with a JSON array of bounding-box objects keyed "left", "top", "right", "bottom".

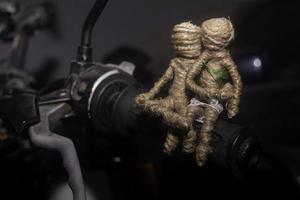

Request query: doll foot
[
  {"left": 182, "top": 129, "right": 197, "bottom": 153},
  {"left": 164, "top": 133, "right": 179, "bottom": 154},
  {"left": 196, "top": 144, "right": 213, "bottom": 166}
]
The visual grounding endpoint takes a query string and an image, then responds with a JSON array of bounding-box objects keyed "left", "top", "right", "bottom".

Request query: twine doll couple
[{"left": 135, "top": 18, "right": 242, "bottom": 166}]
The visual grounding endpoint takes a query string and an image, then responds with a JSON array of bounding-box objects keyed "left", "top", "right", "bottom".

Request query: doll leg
[
  {"left": 182, "top": 106, "right": 203, "bottom": 153},
  {"left": 143, "top": 98, "right": 173, "bottom": 115},
  {"left": 144, "top": 98, "right": 189, "bottom": 130},
  {"left": 195, "top": 106, "right": 219, "bottom": 166},
  {"left": 161, "top": 110, "right": 189, "bottom": 130},
  {"left": 143, "top": 98, "right": 182, "bottom": 153},
  {"left": 182, "top": 128, "right": 197, "bottom": 153},
  {"left": 160, "top": 98, "right": 190, "bottom": 130}
]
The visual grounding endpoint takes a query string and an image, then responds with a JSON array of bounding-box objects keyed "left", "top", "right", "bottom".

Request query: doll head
[
  {"left": 171, "top": 21, "right": 201, "bottom": 58},
  {"left": 201, "top": 18, "right": 234, "bottom": 51}
]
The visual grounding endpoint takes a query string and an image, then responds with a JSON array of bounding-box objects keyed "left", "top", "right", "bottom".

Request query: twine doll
[
  {"left": 135, "top": 22, "right": 202, "bottom": 154},
  {"left": 186, "top": 18, "right": 242, "bottom": 166}
]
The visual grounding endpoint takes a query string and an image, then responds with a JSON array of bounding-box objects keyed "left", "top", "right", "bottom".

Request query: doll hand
[
  {"left": 135, "top": 93, "right": 152, "bottom": 105},
  {"left": 207, "top": 88, "right": 219, "bottom": 99},
  {"left": 220, "top": 83, "right": 233, "bottom": 101},
  {"left": 226, "top": 101, "right": 239, "bottom": 118},
  {"left": 228, "top": 109, "right": 238, "bottom": 118}
]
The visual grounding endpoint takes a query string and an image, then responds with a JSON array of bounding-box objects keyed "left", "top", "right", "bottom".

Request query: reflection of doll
[
  {"left": 135, "top": 22, "right": 202, "bottom": 154},
  {"left": 186, "top": 18, "right": 242, "bottom": 166}
]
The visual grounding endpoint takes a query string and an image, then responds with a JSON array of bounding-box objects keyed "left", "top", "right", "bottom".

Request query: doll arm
[
  {"left": 136, "top": 61, "right": 174, "bottom": 105},
  {"left": 223, "top": 57, "right": 242, "bottom": 118},
  {"left": 186, "top": 52, "right": 212, "bottom": 99},
  {"left": 147, "top": 65, "right": 174, "bottom": 98}
]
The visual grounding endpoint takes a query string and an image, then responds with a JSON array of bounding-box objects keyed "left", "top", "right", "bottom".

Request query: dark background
[
  {"left": 0, "top": 0, "right": 273, "bottom": 79},
  {"left": 1, "top": 0, "right": 300, "bottom": 199}
]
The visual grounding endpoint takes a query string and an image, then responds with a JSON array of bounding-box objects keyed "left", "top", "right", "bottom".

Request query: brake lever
[{"left": 29, "top": 101, "right": 86, "bottom": 200}]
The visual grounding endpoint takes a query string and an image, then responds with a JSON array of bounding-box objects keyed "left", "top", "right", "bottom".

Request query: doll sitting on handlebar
[
  {"left": 135, "top": 19, "right": 242, "bottom": 167},
  {"left": 186, "top": 18, "right": 242, "bottom": 166},
  {"left": 135, "top": 22, "right": 202, "bottom": 154}
]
